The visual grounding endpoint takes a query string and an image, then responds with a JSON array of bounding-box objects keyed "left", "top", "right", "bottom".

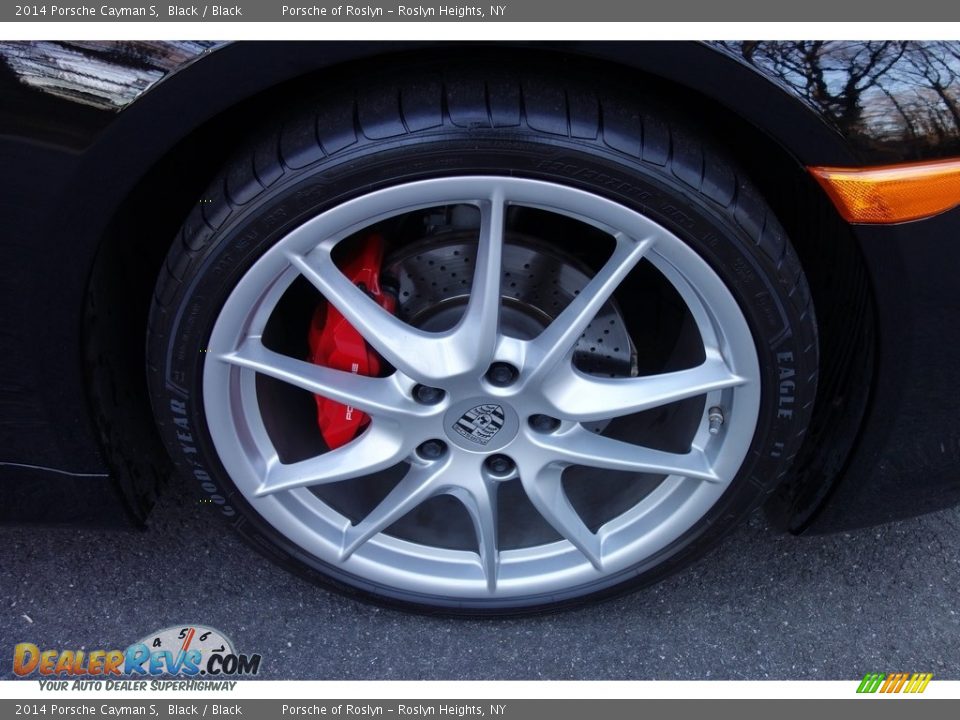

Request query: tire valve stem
[{"left": 708, "top": 406, "right": 725, "bottom": 435}]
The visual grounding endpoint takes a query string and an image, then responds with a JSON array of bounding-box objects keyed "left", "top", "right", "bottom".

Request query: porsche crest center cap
[
  {"left": 445, "top": 398, "right": 519, "bottom": 452},
  {"left": 453, "top": 404, "right": 506, "bottom": 445}
]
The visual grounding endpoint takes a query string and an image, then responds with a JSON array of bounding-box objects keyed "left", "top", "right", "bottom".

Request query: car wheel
[{"left": 147, "top": 65, "right": 817, "bottom": 613}]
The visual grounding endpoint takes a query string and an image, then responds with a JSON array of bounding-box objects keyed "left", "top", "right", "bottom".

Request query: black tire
[{"left": 147, "top": 63, "right": 817, "bottom": 615}]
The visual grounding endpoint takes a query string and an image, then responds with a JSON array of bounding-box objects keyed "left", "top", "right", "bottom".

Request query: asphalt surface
[{"left": 1, "top": 472, "right": 958, "bottom": 681}]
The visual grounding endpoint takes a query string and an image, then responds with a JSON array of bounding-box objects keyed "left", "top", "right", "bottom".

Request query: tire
[{"left": 147, "top": 63, "right": 817, "bottom": 614}]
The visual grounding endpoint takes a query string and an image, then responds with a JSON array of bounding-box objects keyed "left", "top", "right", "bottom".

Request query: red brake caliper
[{"left": 307, "top": 233, "right": 396, "bottom": 449}]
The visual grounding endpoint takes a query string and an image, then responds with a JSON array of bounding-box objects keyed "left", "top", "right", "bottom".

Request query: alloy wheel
[{"left": 202, "top": 176, "right": 761, "bottom": 601}]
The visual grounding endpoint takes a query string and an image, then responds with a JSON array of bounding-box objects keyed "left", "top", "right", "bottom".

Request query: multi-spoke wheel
[{"left": 148, "top": 67, "right": 818, "bottom": 612}]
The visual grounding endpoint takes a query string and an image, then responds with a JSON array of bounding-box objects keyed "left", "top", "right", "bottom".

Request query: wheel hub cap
[{"left": 445, "top": 398, "right": 518, "bottom": 451}]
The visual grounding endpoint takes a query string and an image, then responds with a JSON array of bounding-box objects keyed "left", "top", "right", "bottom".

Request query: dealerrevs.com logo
[{"left": 13, "top": 625, "right": 261, "bottom": 689}]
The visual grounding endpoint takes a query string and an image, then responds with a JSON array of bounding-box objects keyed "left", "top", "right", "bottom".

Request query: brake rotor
[{"left": 384, "top": 232, "right": 637, "bottom": 378}]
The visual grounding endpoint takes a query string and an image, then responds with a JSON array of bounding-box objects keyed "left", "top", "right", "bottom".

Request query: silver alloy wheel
[{"left": 203, "top": 176, "right": 761, "bottom": 601}]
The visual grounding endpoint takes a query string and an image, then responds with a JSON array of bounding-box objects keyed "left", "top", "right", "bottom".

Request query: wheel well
[
  {"left": 83, "top": 47, "right": 876, "bottom": 527},
  {"left": 748, "top": 159, "right": 877, "bottom": 533}
]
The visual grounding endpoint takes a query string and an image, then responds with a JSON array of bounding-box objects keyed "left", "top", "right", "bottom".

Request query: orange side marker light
[{"left": 809, "top": 158, "right": 960, "bottom": 223}]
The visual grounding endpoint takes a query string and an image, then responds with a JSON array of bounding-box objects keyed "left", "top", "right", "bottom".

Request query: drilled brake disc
[{"left": 384, "top": 233, "right": 638, "bottom": 379}]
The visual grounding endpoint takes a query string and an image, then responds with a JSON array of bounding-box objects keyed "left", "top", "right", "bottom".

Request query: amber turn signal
[{"left": 809, "top": 158, "right": 960, "bottom": 224}]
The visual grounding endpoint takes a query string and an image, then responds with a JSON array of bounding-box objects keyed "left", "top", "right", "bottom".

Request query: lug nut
[
  {"left": 417, "top": 439, "right": 447, "bottom": 460},
  {"left": 529, "top": 414, "right": 561, "bottom": 433},
  {"left": 486, "top": 362, "right": 518, "bottom": 387},
  {"left": 485, "top": 454, "right": 515, "bottom": 476},
  {"left": 413, "top": 384, "right": 445, "bottom": 405}
]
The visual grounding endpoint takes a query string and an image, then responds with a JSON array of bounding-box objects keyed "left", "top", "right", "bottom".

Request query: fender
[{"left": 2, "top": 39, "right": 854, "bottom": 475}]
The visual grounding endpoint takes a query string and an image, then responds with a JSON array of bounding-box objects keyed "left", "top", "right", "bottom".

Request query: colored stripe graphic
[
  {"left": 857, "top": 672, "right": 932, "bottom": 694},
  {"left": 882, "top": 673, "right": 907, "bottom": 693},
  {"left": 907, "top": 673, "right": 934, "bottom": 693},
  {"left": 857, "top": 673, "right": 885, "bottom": 693}
]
